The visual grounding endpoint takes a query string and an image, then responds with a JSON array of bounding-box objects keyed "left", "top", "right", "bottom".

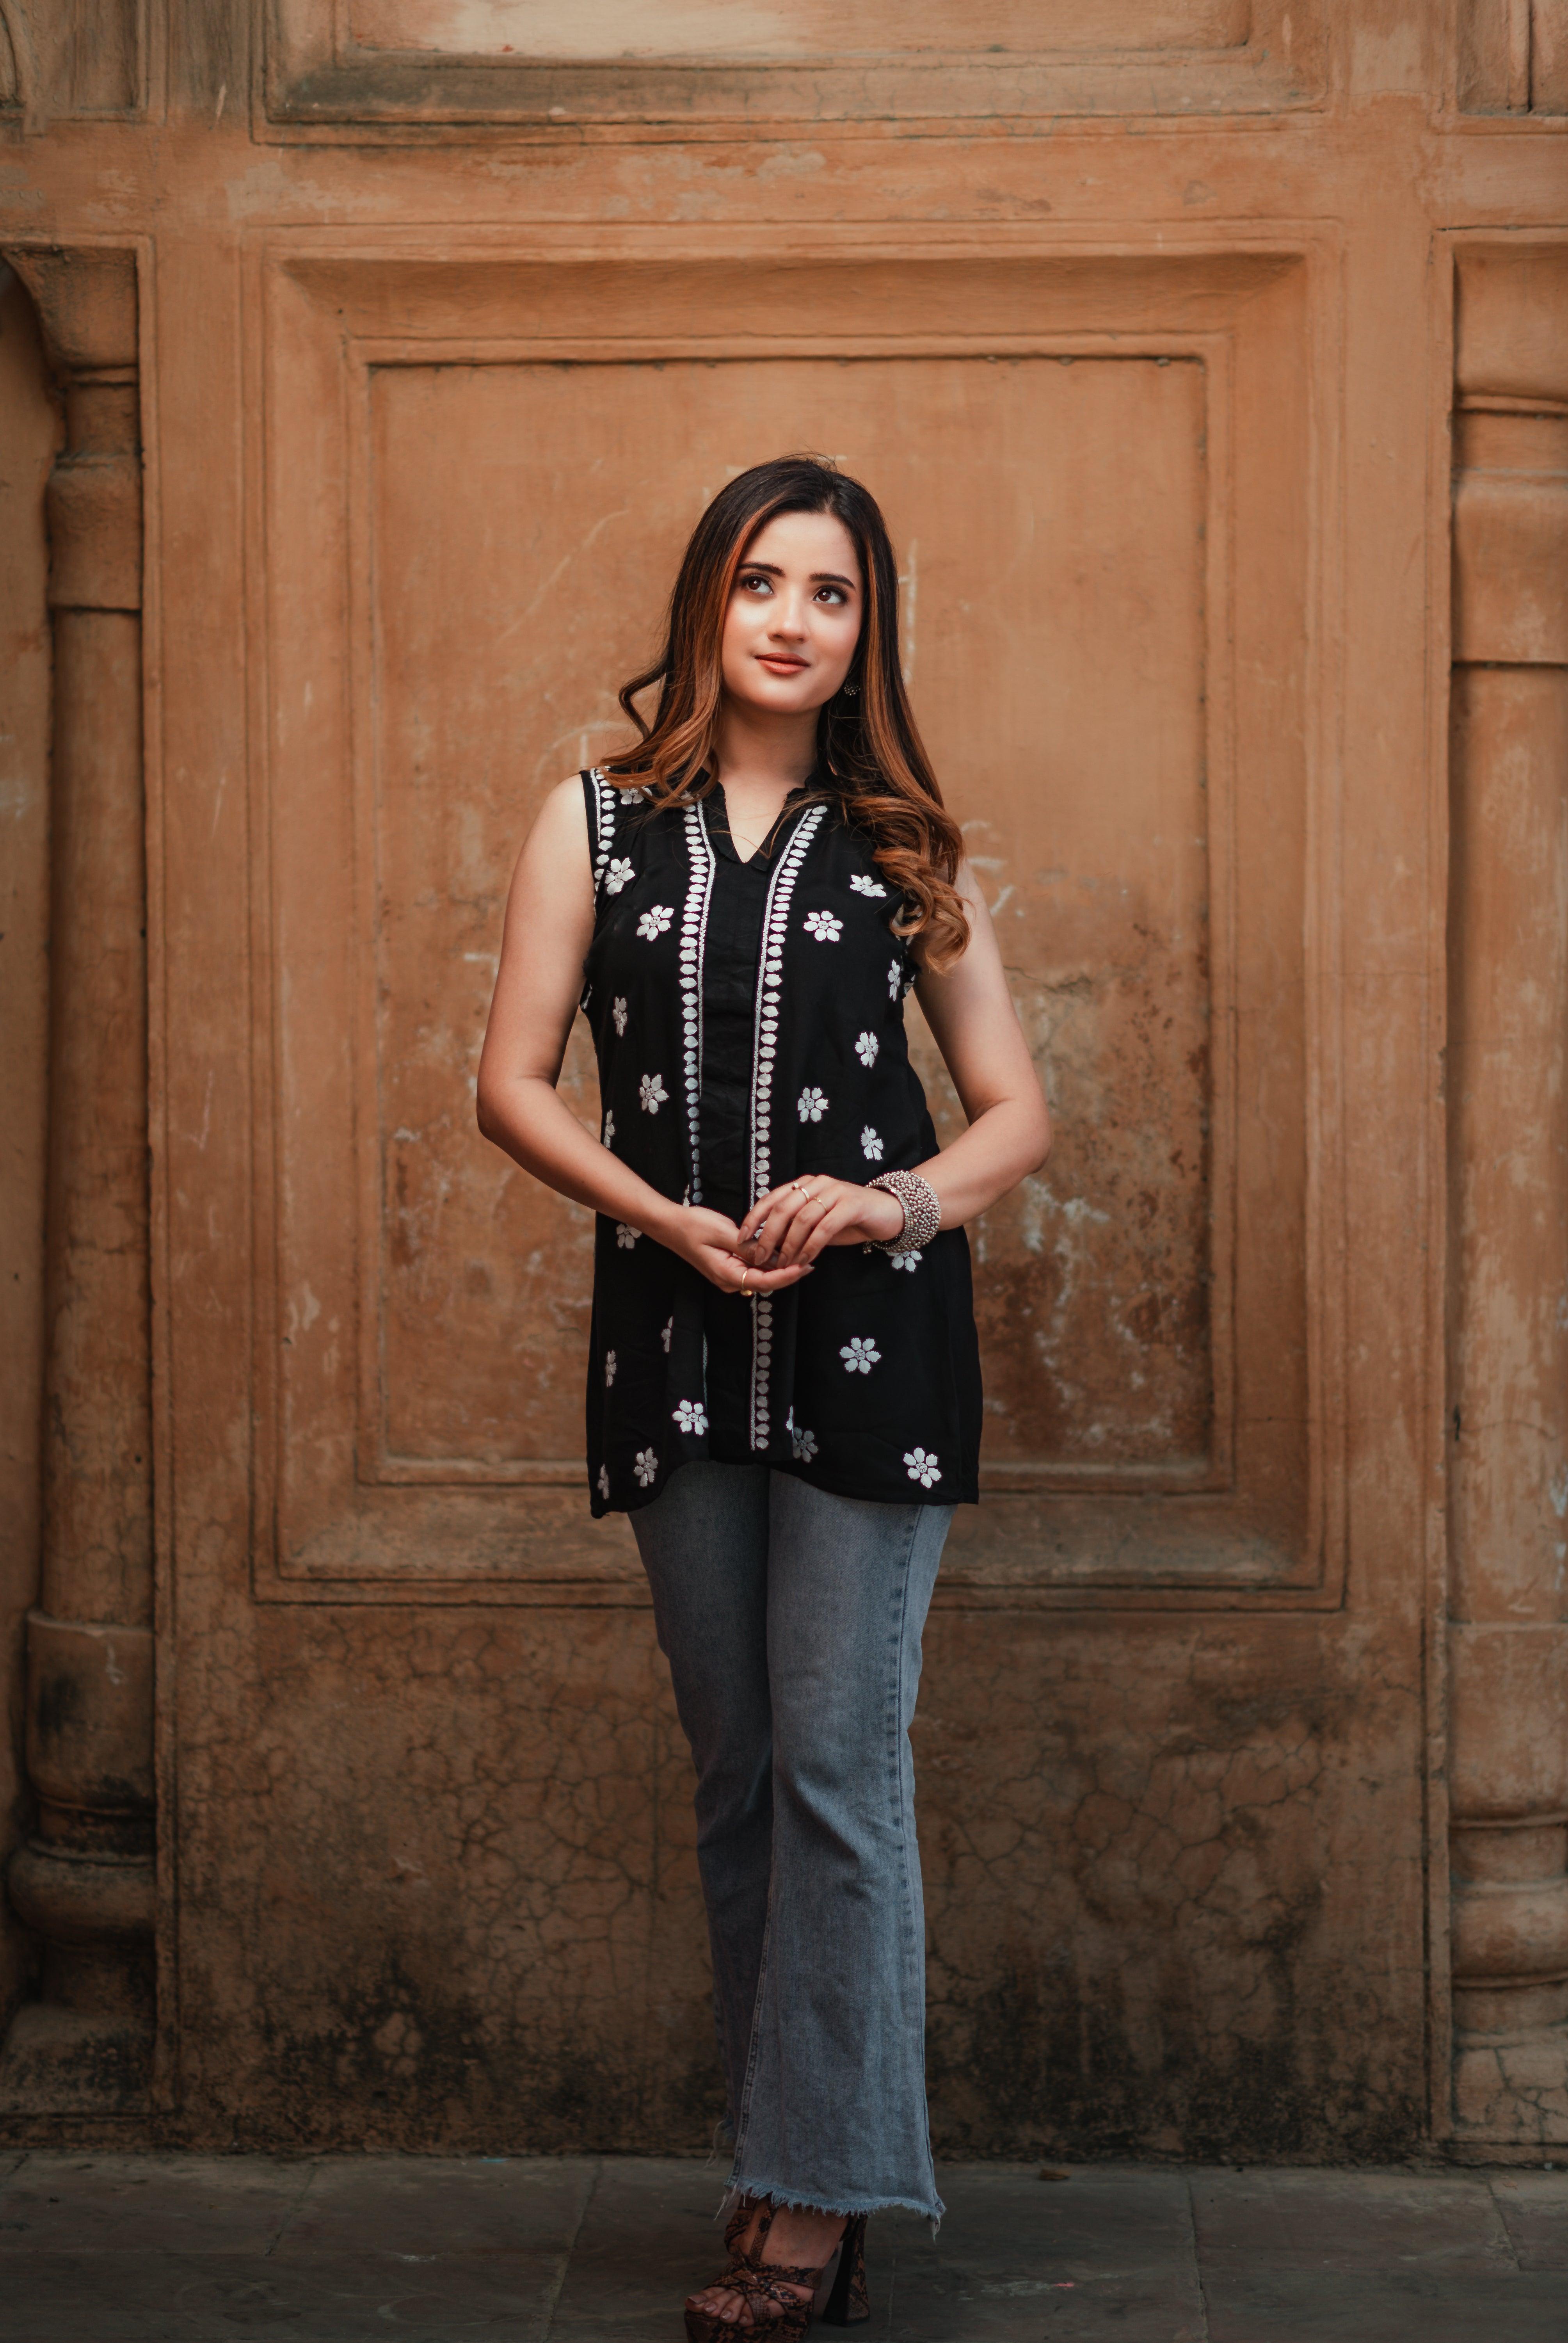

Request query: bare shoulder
[
  {"left": 914, "top": 857, "right": 1003, "bottom": 999},
  {"left": 518, "top": 773, "right": 591, "bottom": 866}
]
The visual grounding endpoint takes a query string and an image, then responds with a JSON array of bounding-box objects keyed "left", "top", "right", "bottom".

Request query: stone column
[
  {"left": 1448, "top": 245, "right": 1568, "bottom": 2145},
  {"left": 0, "top": 247, "right": 154, "bottom": 2113}
]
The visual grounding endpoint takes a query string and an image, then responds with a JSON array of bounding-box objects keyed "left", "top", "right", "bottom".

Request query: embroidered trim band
[
  {"left": 748, "top": 804, "right": 825, "bottom": 1451},
  {"left": 679, "top": 802, "right": 716, "bottom": 1205},
  {"left": 588, "top": 768, "right": 616, "bottom": 897}
]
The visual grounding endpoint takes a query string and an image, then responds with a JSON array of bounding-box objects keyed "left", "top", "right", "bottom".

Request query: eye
[
  {"left": 815, "top": 584, "right": 846, "bottom": 605},
  {"left": 739, "top": 572, "right": 773, "bottom": 596}
]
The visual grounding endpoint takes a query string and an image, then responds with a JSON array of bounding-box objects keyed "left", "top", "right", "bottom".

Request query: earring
[{"left": 843, "top": 680, "right": 859, "bottom": 697}]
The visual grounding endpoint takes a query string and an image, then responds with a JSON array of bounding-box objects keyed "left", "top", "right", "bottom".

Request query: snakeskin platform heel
[{"left": 684, "top": 2206, "right": 870, "bottom": 2338}]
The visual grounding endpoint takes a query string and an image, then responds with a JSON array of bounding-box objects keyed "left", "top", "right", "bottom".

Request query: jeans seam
[{"left": 891, "top": 1507, "right": 940, "bottom": 2204}]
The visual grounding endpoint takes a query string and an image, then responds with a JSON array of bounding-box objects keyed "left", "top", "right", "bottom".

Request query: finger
[
  {"left": 793, "top": 1202, "right": 855, "bottom": 1265},
  {"left": 739, "top": 1183, "right": 804, "bottom": 1242},
  {"left": 741, "top": 1188, "right": 809, "bottom": 1252},
  {"left": 701, "top": 1254, "right": 811, "bottom": 1293},
  {"left": 775, "top": 1194, "right": 837, "bottom": 1265},
  {"left": 743, "top": 1261, "right": 813, "bottom": 1291},
  {"left": 741, "top": 1181, "right": 832, "bottom": 1248}
]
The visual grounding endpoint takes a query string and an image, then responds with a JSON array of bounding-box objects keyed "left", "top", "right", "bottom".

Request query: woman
[{"left": 477, "top": 455, "right": 1050, "bottom": 2336}]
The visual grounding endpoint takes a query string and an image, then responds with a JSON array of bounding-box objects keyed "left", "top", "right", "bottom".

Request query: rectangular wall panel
[{"left": 252, "top": 239, "right": 1333, "bottom": 1604}]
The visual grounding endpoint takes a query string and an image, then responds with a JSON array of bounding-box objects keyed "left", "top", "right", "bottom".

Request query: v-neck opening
[{"left": 709, "top": 779, "right": 815, "bottom": 869}]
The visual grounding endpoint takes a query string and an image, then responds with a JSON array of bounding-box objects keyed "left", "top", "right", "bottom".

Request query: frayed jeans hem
[{"left": 721, "top": 2175, "right": 945, "bottom": 2230}]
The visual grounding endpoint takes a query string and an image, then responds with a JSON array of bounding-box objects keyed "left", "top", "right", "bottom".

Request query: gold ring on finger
[{"left": 739, "top": 1265, "right": 751, "bottom": 1294}]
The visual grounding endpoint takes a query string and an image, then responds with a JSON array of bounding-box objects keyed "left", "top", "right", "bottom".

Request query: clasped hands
[{"left": 653, "top": 1178, "right": 905, "bottom": 1294}]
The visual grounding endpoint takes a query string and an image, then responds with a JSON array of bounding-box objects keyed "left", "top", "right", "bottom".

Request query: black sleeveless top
[{"left": 580, "top": 769, "right": 982, "bottom": 1518}]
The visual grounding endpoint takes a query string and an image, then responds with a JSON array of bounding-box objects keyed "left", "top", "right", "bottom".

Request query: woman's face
[{"left": 720, "top": 508, "right": 864, "bottom": 719}]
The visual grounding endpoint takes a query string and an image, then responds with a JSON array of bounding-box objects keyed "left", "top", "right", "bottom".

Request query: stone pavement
[{"left": 2, "top": 2151, "right": 1564, "bottom": 2341}]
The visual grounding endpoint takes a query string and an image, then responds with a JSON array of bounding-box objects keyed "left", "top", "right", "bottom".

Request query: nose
[{"left": 767, "top": 589, "right": 809, "bottom": 641}]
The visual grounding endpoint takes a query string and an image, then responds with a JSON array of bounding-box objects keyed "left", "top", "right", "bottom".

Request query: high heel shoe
[
  {"left": 817, "top": 2213, "right": 869, "bottom": 2327},
  {"left": 684, "top": 2207, "right": 870, "bottom": 2338}
]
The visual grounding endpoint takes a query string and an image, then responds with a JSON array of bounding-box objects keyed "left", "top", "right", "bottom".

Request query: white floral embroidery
[
  {"left": 620, "top": 785, "right": 649, "bottom": 804},
  {"left": 604, "top": 1350, "right": 617, "bottom": 1386},
  {"left": 602, "top": 1110, "right": 615, "bottom": 1147},
  {"left": 861, "top": 1126, "right": 884, "bottom": 1162},
  {"left": 904, "top": 1447, "right": 942, "bottom": 1488},
  {"left": 637, "top": 904, "right": 674, "bottom": 940},
  {"left": 792, "top": 1425, "right": 818, "bottom": 1462},
  {"left": 612, "top": 996, "right": 628, "bottom": 1037},
  {"left": 841, "top": 1336, "right": 882, "bottom": 1375},
  {"left": 855, "top": 1030, "right": 879, "bottom": 1067},
  {"left": 887, "top": 958, "right": 903, "bottom": 1000},
  {"left": 803, "top": 909, "right": 843, "bottom": 943},
  {"left": 851, "top": 874, "right": 888, "bottom": 898},
  {"left": 604, "top": 856, "right": 635, "bottom": 895},
  {"left": 890, "top": 1249, "right": 923, "bottom": 1272},
  {"left": 639, "top": 1071, "right": 669, "bottom": 1115},
  {"left": 597, "top": 1463, "right": 610, "bottom": 1501},
  {"left": 633, "top": 1447, "right": 658, "bottom": 1487},
  {"left": 661, "top": 1315, "right": 674, "bottom": 1354},
  {"left": 615, "top": 1223, "right": 639, "bottom": 1249},
  {"left": 672, "top": 1399, "right": 709, "bottom": 1436},
  {"left": 798, "top": 1086, "right": 829, "bottom": 1123}
]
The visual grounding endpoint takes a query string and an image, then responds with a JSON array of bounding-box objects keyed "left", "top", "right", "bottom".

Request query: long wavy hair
[{"left": 603, "top": 455, "right": 969, "bottom": 970}]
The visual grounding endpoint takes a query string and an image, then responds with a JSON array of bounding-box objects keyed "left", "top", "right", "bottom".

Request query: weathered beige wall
[{"left": 0, "top": 0, "right": 1563, "bottom": 2160}]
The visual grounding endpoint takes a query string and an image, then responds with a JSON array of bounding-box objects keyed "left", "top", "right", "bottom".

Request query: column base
[
  {"left": 1453, "top": 2018, "right": 1568, "bottom": 2143},
  {"left": 0, "top": 2002, "right": 152, "bottom": 2115}
]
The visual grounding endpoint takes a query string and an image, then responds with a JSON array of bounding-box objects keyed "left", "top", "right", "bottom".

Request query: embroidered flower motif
[
  {"left": 855, "top": 1030, "right": 879, "bottom": 1067},
  {"left": 861, "top": 1126, "right": 884, "bottom": 1162},
  {"left": 904, "top": 1447, "right": 942, "bottom": 1487},
  {"left": 887, "top": 958, "right": 903, "bottom": 1000},
  {"left": 633, "top": 1447, "right": 659, "bottom": 1487},
  {"left": 851, "top": 874, "right": 888, "bottom": 898},
  {"left": 615, "top": 1223, "right": 639, "bottom": 1249},
  {"left": 661, "top": 1316, "right": 674, "bottom": 1354},
  {"left": 620, "top": 786, "right": 649, "bottom": 804},
  {"left": 798, "top": 1086, "right": 829, "bottom": 1123},
  {"left": 802, "top": 909, "right": 843, "bottom": 943},
  {"left": 637, "top": 904, "right": 674, "bottom": 940},
  {"left": 890, "top": 1249, "right": 923, "bottom": 1272},
  {"left": 602, "top": 1110, "right": 615, "bottom": 1147},
  {"left": 604, "top": 856, "right": 635, "bottom": 895},
  {"left": 841, "top": 1336, "right": 882, "bottom": 1375},
  {"left": 597, "top": 1463, "right": 610, "bottom": 1500},
  {"left": 792, "top": 1425, "right": 818, "bottom": 1462},
  {"left": 672, "top": 1399, "right": 708, "bottom": 1436},
  {"left": 639, "top": 1072, "right": 669, "bottom": 1115},
  {"left": 604, "top": 1350, "right": 617, "bottom": 1386},
  {"left": 612, "top": 996, "right": 628, "bottom": 1037}
]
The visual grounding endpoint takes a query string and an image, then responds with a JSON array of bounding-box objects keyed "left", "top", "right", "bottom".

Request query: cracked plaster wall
[{"left": 168, "top": 1587, "right": 1424, "bottom": 2157}]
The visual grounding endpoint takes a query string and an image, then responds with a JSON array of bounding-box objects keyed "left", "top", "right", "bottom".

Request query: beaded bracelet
[{"left": 867, "top": 1168, "right": 941, "bottom": 1256}]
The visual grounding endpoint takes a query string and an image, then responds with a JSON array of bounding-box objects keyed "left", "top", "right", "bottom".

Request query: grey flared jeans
[{"left": 631, "top": 1461, "right": 952, "bottom": 2223}]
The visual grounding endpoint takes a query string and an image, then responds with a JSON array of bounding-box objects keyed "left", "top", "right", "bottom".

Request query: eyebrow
[{"left": 741, "top": 560, "right": 859, "bottom": 589}]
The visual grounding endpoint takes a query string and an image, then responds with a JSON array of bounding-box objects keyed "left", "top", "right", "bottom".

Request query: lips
[{"left": 757, "top": 656, "right": 807, "bottom": 673}]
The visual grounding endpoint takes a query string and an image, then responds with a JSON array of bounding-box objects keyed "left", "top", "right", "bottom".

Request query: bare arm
[
  {"left": 738, "top": 861, "right": 1051, "bottom": 1264},
  {"left": 475, "top": 779, "right": 811, "bottom": 1294}
]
